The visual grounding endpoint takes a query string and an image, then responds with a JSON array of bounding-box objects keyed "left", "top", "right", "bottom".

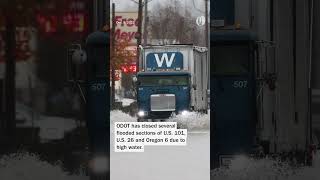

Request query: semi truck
[
  {"left": 67, "top": 0, "right": 111, "bottom": 180},
  {"left": 211, "top": 30, "right": 258, "bottom": 168},
  {"left": 68, "top": 30, "right": 109, "bottom": 179},
  {"left": 211, "top": 0, "right": 316, "bottom": 168},
  {"left": 135, "top": 45, "right": 209, "bottom": 120},
  {"left": 67, "top": 0, "right": 109, "bottom": 177}
]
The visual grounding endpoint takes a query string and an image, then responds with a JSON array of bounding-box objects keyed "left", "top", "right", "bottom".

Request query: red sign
[
  {"left": 35, "top": 0, "right": 90, "bottom": 38},
  {"left": 62, "top": 12, "right": 88, "bottom": 33},
  {"left": 121, "top": 64, "right": 137, "bottom": 74},
  {"left": 113, "top": 12, "right": 139, "bottom": 45},
  {"left": 36, "top": 12, "right": 88, "bottom": 34},
  {"left": 36, "top": 14, "right": 58, "bottom": 33}
]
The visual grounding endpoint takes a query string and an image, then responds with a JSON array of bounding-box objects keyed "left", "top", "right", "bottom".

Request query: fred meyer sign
[
  {"left": 146, "top": 52, "right": 183, "bottom": 70},
  {"left": 113, "top": 12, "right": 138, "bottom": 45}
]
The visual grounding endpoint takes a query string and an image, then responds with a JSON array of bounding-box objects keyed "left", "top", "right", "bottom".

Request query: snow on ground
[
  {"left": 121, "top": 98, "right": 135, "bottom": 107},
  {"left": 36, "top": 116, "right": 78, "bottom": 143},
  {"left": 0, "top": 152, "right": 88, "bottom": 180},
  {"left": 3, "top": 110, "right": 318, "bottom": 180},
  {"left": 110, "top": 110, "right": 210, "bottom": 180},
  {"left": 20, "top": 115, "right": 79, "bottom": 143},
  {"left": 1, "top": 148, "right": 319, "bottom": 180},
  {"left": 211, "top": 151, "right": 320, "bottom": 180},
  {"left": 0, "top": 111, "right": 209, "bottom": 180},
  {"left": 115, "top": 95, "right": 135, "bottom": 107},
  {"left": 168, "top": 111, "right": 210, "bottom": 132},
  {"left": 16, "top": 103, "right": 79, "bottom": 142},
  {"left": 110, "top": 110, "right": 137, "bottom": 123}
]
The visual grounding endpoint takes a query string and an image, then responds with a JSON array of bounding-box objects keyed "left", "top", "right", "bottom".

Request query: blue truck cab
[
  {"left": 67, "top": 24, "right": 110, "bottom": 178},
  {"left": 67, "top": 30, "right": 109, "bottom": 178},
  {"left": 85, "top": 31, "right": 109, "bottom": 155},
  {"left": 210, "top": 30, "right": 258, "bottom": 168},
  {"left": 137, "top": 71, "right": 191, "bottom": 119},
  {"left": 135, "top": 45, "right": 209, "bottom": 120}
]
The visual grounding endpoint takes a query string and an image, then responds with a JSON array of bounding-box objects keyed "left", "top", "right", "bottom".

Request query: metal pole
[
  {"left": 106, "top": 0, "right": 110, "bottom": 28},
  {"left": 205, "top": 0, "right": 208, "bottom": 47},
  {"left": 143, "top": 0, "right": 148, "bottom": 45},
  {"left": 111, "top": 3, "right": 116, "bottom": 107},
  {"left": 136, "top": 0, "right": 143, "bottom": 72}
]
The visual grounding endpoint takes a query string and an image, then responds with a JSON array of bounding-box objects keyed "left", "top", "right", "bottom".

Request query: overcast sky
[
  {"left": 111, "top": 0, "right": 207, "bottom": 17},
  {"left": 110, "top": 0, "right": 209, "bottom": 46}
]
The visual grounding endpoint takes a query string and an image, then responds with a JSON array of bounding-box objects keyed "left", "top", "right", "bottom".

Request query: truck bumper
[{"left": 138, "top": 111, "right": 173, "bottom": 119}]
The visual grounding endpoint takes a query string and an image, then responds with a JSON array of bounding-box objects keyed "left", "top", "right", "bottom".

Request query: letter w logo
[{"left": 154, "top": 53, "right": 175, "bottom": 67}]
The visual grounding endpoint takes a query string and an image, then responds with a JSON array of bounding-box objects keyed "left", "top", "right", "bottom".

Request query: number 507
[{"left": 233, "top": 81, "right": 248, "bottom": 88}]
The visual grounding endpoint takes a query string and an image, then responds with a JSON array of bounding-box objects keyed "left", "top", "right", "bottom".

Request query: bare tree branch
[{"left": 148, "top": 0, "right": 204, "bottom": 46}]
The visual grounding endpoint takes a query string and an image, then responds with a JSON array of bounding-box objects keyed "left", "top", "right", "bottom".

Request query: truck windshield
[
  {"left": 138, "top": 76, "right": 189, "bottom": 86},
  {"left": 212, "top": 45, "right": 249, "bottom": 74}
]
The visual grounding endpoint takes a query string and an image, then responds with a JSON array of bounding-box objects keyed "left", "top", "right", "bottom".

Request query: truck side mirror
[
  {"left": 192, "top": 84, "right": 197, "bottom": 90},
  {"left": 72, "top": 49, "right": 87, "bottom": 65},
  {"left": 66, "top": 44, "right": 87, "bottom": 103},
  {"left": 67, "top": 44, "right": 86, "bottom": 82}
]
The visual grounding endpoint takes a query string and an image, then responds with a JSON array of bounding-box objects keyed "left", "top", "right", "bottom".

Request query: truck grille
[{"left": 150, "top": 94, "right": 176, "bottom": 111}]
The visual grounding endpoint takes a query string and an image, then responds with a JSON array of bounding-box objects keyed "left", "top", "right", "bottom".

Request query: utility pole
[
  {"left": 111, "top": 3, "right": 116, "bottom": 108},
  {"left": 136, "top": 0, "right": 143, "bottom": 72},
  {"left": 205, "top": 0, "right": 208, "bottom": 47},
  {"left": 143, "top": 0, "right": 148, "bottom": 45},
  {"left": 205, "top": 0, "right": 210, "bottom": 94}
]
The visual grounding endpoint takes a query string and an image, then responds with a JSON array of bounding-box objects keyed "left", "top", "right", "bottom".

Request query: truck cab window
[
  {"left": 212, "top": 45, "right": 249, "bottom": 75},
  {"left": 139, "top": 76, "right": 189, "bottom": 86}
]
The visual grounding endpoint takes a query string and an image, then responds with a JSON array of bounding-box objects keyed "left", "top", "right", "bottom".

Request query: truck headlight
[
  {"left": 181, "top": 110, "right": 189, "bottom": 116},
  {"left": 138, "top": 111, "right": 145, "bottom": 117},
  {"left": 89, "top": 156, "right": 109, "bottom": 174}
]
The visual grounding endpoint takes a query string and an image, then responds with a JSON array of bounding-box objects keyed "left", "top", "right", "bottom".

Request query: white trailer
[
  {"left": 239, "top": 0, "right": 314, "bottom": 158},
  {"left": 137, "top": 45, "right": 209, "bottom": 112}
]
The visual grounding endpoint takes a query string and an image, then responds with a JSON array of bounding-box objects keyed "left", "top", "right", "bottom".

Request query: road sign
[{"left": 196, "top": 16, "right": 206, "bottom": 26}]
